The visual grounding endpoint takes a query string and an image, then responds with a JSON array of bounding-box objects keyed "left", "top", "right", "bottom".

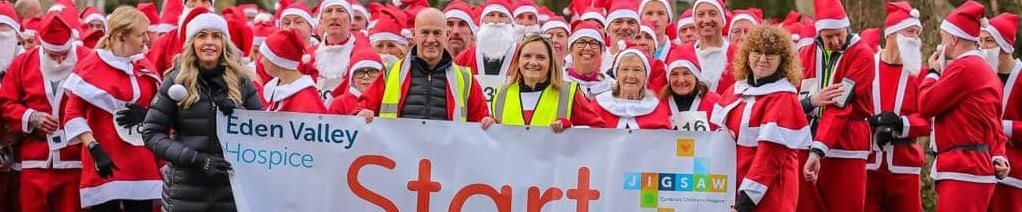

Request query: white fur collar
[
  {"left": 97, "top": 49, "right": 133, "bottom": 75},
  {"left": 732, "top": 79, "right": 797, "bottom": 96},
  {"left": 347, "top": 86, "right": 362, "bottom": 97},
  {"left": 263, "top": 75, "right": 316, "bottom": 103},
  {"left": 595, "top": 91, "right": 659, "bottom": 117}
]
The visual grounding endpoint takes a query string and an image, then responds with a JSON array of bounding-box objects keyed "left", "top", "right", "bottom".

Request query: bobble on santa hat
[{"left": 168, "top": 84, "right": 188, "bottom": 101}]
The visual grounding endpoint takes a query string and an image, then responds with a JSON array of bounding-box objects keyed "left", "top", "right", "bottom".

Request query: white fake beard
[
  {"left": 936, "top": 44, "right": 948, "bottom": 71},
  {"left": 981, "top": 47, "right": 1000, "bottom": 70},
  {"left": 896, "top": 35, "right": 923, "bottom": 74},
  {"left": 476, "top": 23, "right": 514, "bottom": 60},
  {"left": 315, "top": 45, "right": 350, "bottom": 79},
  {"left": 40, "top": 52, "right": 75, "bottom": 82},
  {"left": 0, "top": 30, "right": 18, "bottom": 72},
  {"left": 512, "top": 24, "right": 541, "bottom": 42}
]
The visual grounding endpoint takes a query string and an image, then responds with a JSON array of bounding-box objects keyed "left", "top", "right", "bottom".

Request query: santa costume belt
[
  {"left": 889, "top": 139, "right": 914, "bottom": 146},
  {"left": 930, "top": 144, "right": 990, "bottom": 156}
]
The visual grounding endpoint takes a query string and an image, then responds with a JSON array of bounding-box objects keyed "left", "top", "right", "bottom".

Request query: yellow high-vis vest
[
  {"left": 491, "top": 81, "right": 579, "bottom": 126},
  {"left": 379, "top": 58, "right": 474, "bottom": 122}
]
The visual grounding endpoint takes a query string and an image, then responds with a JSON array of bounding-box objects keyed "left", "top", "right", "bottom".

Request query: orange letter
[
  {"left": 448, "top": 184, "right": 512, "bottom": 212},
  {"left": 527, "top": 186, "right": 563, "bottom": 212},
  {"left": 347, "top": 155, "right": 397, "bottom": 212},
  {"left": 407, "top": 159, "right": 442, "bottom": 212},
  {"left": 566, "top": 167, "right": 600, "bottom": 212}
]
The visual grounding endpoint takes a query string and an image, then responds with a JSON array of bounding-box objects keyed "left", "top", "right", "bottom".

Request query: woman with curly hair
[{"left": 711, "top": 25, "right": 811, "bottom": 212}]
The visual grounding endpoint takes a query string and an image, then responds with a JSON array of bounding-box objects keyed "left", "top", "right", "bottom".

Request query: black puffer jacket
[
  {"left": 400, "top": 47, "right": 451, "bottom": 120},
  {"left": 142, "top": 66, "right": 262, "bottom": 212}
]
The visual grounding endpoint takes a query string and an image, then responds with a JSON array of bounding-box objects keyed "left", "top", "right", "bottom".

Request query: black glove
[
  {"left": 88, "top": 142, "right": 118, "bottom": 178},
  {"left": 868, "top": 112, "right": 902, "bottom": 127},
  {"left": 192, "top": 153, "right": 232, "bottom": 178},
  {"left": 115, "top": 104, "right": 148, "bottom": 128},
  {"left": 733, "top": 191, "right": 756, "bottom": 212},
  {"left": 873, "top": 126, "right": 896, "bottom": 147},
  {"left": 214, "top": 97, "right": 236, "bottom": 116}
]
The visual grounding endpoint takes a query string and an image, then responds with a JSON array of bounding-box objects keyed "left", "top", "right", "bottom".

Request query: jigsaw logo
[{"left": 623, "top": 138, "right": 728, "bottom": 209}]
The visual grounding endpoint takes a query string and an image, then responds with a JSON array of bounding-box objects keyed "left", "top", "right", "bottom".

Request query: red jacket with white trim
[
  {"left": 998, "top": 60, "right": 1022, "bottom": 188},
  {"left": 800, "top": 37, "right": 876, "bottom": 159},
  {"left": 0, "top": 46, "right": 91, "bottom": 170},
  {"left": 919, "top": 52, "right": 1006, "bottom": 184},
  {"left": 865, "top": 61, "right": 930, "bottom": 174}
]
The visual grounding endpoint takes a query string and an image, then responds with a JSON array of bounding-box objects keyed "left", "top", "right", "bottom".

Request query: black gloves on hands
[
  {"left": 733, "top": 191, "right": 756, "bottom": 212},
  {"left": 868, "top": 112, "right": 904, "bottom": 147},
  {"left": 213, "top": 96, "right": 236, "bottom": 116},
  {"left": 88, "top": 143, "right": 119, "bottom": 178},
  {"left": 115, "top": 104, "right": 147, "bottom": 128},
  {"left": 192, "top": 153, "right": 232, "bottom": 178}
]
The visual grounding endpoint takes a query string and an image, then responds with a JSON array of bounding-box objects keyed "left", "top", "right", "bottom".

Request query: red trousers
[
  {"left": 865, "top": 164, "right": 921, "bottom": 212},
  {"left": 935, "top": 180, "right": 993, "bottom": 212},
  {"left": 0, "top": 171, "right": 17, "bottom": 212},
  {"left": 19, "top": 169, "right": 81, "bottom": 212},
  {"left": 796, "top": 151, "right": 825, "bottom": 212},
  {"left": 989, "top": 184, "right": 1022, "bottom": 212},
  {"left": 817, "top": 158, "right": 867, "bottom": 212}
]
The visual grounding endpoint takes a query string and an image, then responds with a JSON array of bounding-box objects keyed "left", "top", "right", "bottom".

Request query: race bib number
[
  {"left": 46, "top": 130, "right": 66, "bottom": 150},
  {"left": 674, "top": 111, "right": 710, "bottom": 131},
  {"left": 113, "top": 112, "right": 145, "bottom": 146},
  {"left": 317, "top": 78, "right": 343, "bottom": 105},
  {"left": 475, "top": 75, "right": 506, "bottom": 105}
]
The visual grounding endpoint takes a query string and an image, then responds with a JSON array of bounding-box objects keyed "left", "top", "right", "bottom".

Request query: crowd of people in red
[{"left": 0, "top": 0, "right": 1018, "bottom": 211}]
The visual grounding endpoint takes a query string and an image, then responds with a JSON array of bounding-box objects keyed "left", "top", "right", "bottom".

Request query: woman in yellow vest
[{"left": 491, "top": 34, "right": 604, "bottom": 133}]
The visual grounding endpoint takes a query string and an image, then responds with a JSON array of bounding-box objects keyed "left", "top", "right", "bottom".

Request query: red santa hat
[
  {"left": 692, "top": 0, "right": 726, "bottom": 24},
  {"left": 783, "top": 22, "right": 803, "bottom": 41},
  {"left": 80, "top": 28, "right": 104, "bottom": 49},
  {"left": 884, "top": 2, "right": 921, "bottom": 37},
  {"left": 513, "top": 0, "right": 538, "bottom": 20},
  {"left": 252, "top": 22, "right": 275, "bottom": 47},
  {"left": 480, "top": 0, "right": 512, "bottom": 23},
  {"left": 814, "top": 0, "right": 850, "bottom": 32},
  {"left": 239, "top": 4, "right": 259, "bottom": 17},
  {"left": 79, "top": 6, "right": 106, "bottom": 30},
  {"left": 260, "top": 29, "right": 310, "bottom": 71},
  {"left": 639, "top": 21, "right": 658, "bottom": 45},
  {"left": 393, "top": 0, "right": 429, "bottom": 9},
  {"left": 665, "top": 44, "right": 702, "bottom": 79},
  {"left": 676, "top": 9, "right": 693, "bottom": 29},
  {"left": 541, "top": 16, "right": 569, "bottom": 33},
  {"left": 369, "top": 19, "right": 408, "bottom": 46},
  {"left": 579, "top": 8, "right": 607, "bottom": 27},
  {"left": 184, "top": 13, "right": 229, "bottom": 43},
  {"left": 538, "top": 7, "right": 554, "bottom": 23},
  {"left": 983, "top": 13, "right": 1019, "bottom": 53},
  {"left": 349, "top": 0, "right": 370, "bottom": 20},
  {"left": 797, "top": 23, "right": 816, "bottom": 49},
  {"left": 569, "top": 20, "right": 606, "bottom": 49},
  {"left": 317, "top": 0, "right": 353, "bottom": 22},
  {"left": 177, "top": 7, "right": 212, "bottom": 40},
  {"left": 137, "top": 3, "right": 160, "bottom": 32},
  {"left": 278, "top": 3, "right": 317, "bottom": 29},
  {"left": 39, "top": 14, "right": 74, "bottom": 52},
  {"left": 20, "top": 17, "right": 40, "bottom": 40},
  {"left": 567, "top": 0, "right": 600, "bottom": 17},
  {"left": 159, "top": 0, "right": 184, "bottom": 33},
  {"left": 639, "top": 0, "right": 673, "bottom": 21},
  {"left": 730, "top": 8, "right": 762, "bottom": 28},
  {"left": 859, "top": 28, "right": 881, "bottom": 51},
  {"left": 444, "top": 0, "right": 478, "bottom": 32},
  {"left": 223, "top": 7, "right": 254, "bottom": 57},
  {"left": 612, "top": 42, "right": 652, "bottom": 77},
  {"left": 940, "top": 1, "right": 986, "bottom": 42},
  {"left": 0, "top": 1, "right": 19, "bottom": 32},
  {"left": 606, "top": 0, "right": 639, "bottom": 26}
]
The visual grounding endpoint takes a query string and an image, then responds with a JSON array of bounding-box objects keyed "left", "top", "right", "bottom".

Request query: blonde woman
[
  {"left": 61, "top": 6, "right": 161, "bottom": 211},
  {"left": 491, "top": 33, "right": 603, "bottom": 133},
  {"left": 142, "top": 14, "right": 262, "bottom": 211}
]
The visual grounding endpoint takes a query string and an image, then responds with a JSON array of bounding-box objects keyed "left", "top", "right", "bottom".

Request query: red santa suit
[
  {"left": 62, "top": 49, "right": 163, "bottom": 207},
  {"left": 308, "top": 34, "right": 365, "bottom": 105},
  {"left": 0, "top": 44, "right": 91, "bottom": 212},
  {"left": 864, "top": 55, "right": 930, "bottom": 212},
  {"left": 992, "top": 59, "right": 1022, "bottom": 212},
  {"left": 663, "top": 43, "right": 721, "bottom": 131},
  {"left": 921, "top": 3, "right": 1006, "bottom": 211},
  {"left": 329, "top": 43, "right": 381, "bottom": 115},
  {"left": 593, "top": 92, "right": 672, "bottom": 129},
  {"left": 714, "top": 78, "right": 811, "bottom": 212},
  {"left": 264, "top": 76, "right": 327, "bottom": 113}
]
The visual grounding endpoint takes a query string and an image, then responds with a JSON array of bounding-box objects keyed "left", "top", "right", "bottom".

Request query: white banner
[{"left": 218, "top": 110, "right": 736, "bottom": 211}]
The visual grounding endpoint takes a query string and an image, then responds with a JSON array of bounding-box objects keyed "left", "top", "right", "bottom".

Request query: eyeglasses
[
  {"left": 573, "top": 39, "right": 603, "bottom": 49},
  {"left": 749, "top": 51, "right": 780, "bottom": 61},
  {"left": 352, "top": 68, "right": 380, "bottom": 79}
]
